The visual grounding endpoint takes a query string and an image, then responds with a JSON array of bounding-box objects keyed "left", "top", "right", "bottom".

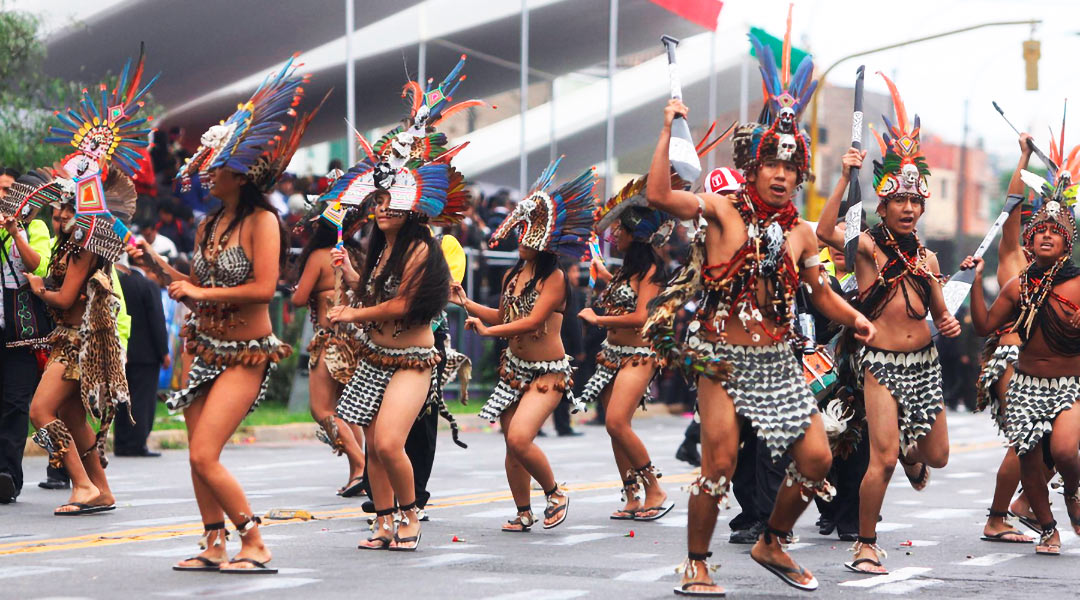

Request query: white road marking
[
  {"left": 914, "top": 508, "right": 978, "bottom": 520},
  {"left": 567, "top": 525, "right": 608, "bottom": 530},
  {"left": 481, "top": 590, "right": 587, "bottom": 600},
  {"left": 467, "top": 576, "right": 512, "bottom": 584},
  {"left": 114, "top": 515, "right": 201, "bottom": 527},
  {"left": 245, "top": 486, "right": 324, "bottom": 494},
  {"left": 399, "top": 552, "right": 495, "bottom": 568},
  {"left": 903, "top": 540, "right": 939, "bottom": 547},
  {"left": 121, "top": 497, "right": 192, "bottom": 507},
  {"left": 613, "top": 552, "right": 659, "bottom": 559},
  {"left": 614, "top": 564, "right": 681, "bottom": 582},
  {"left": 875, "top": 522, "right": 913, "bottom": 532},
  {"left": 430, "top": 543, "right": 485, "bottom": 550},
  {"left": 466, "top": 508, "right": 516, "bottom": 519},
  {"left": 943, "top": 472, "right": 983, "bottom": 479},
  {"left": 237, "top": 460, "right": 324, "bottom": 471},
  {"left": 785, "top": 542, "right": 814, "bottom": 551},
  {"left": 129, "top": 546, "right": 198, "bottom": 558},
  {"left": 954, "top": 552, "right": 1023, "bottom": 566},
  {"left": 530, "top": 533, "right": 620, "bottom": 546},
  {"left": 0, "top": 566, "right": 68, "bottom": 579},
  {"left": 158, "top": 577, "right": 319, "bottom": 596},
  {"left": 957, "top": 489, "right": 980, "bottom": 495},
  {"left": 877, "top": 578, "right": 944, "bottom": 594},
  {"left": 893, "top": 500, "right": 923, "bottom": 505},
  {"left": 839, "top": 566, "right": 932, "bottom": 588}
]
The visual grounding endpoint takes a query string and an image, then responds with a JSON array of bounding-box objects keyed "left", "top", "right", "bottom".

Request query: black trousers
[
  {"left": 814, "top": 431, "right": 870, "bottom": 533},
  {"left": 0, "top": 346, "right": 40, "bottom": 494},
  {"left": 730, "top": 422, "right": 789, "bottom": 531},
  {"left": 114, "top": 362, "right": 160, "bottom": 453}
]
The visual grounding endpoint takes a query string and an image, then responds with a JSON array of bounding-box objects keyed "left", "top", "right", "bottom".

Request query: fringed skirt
[
  {"left": 167, "top": 326, "right": 292, "bottom": 415},
  {"left": 975, "top": 342, "right": 1019, "bottom": 433},
  {"left": 578, "top": 341, "right": 656, "bottom": 407},
  {"left": 1004, "top": 371, "right": 1080, "bottom": 456},
  {"left": 479, "top": 349, "right": 579, "bottom": 423},
  {"left": 307, "top": 324, "right": 360, "bottom": 385},
  {"left": 336, "top": 331, "right": 440, "bottom": 428},
  {"left": 45, "top": 325, "right": 81, "bottom": 381},
  {"left": 692, "top": 339, "right": 817, "bottom": 461},
  {"left": 860, "top": 343, "right": 943, "bottom": 453}
]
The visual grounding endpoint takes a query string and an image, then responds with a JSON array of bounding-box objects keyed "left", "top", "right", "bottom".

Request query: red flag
[{"left": 649, "top": 0, "right": 723, "bottom": 31}]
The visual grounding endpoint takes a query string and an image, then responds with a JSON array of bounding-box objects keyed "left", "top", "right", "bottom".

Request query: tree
[{"left": 0, "top": 6, "right": 160, "bottom": 173}]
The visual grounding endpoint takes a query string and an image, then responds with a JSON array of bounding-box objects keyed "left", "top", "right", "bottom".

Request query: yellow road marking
[
  {"left": 0, "top": 438, "right": 1000, "bottom": 557},
  {"left": 0, "top": 473, "right": 699, "bottom": 557}
]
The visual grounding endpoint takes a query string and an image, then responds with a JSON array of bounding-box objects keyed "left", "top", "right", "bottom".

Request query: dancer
[
  {"left": 967, "top": 160, "right": 1080, "bottom": 556},
  {"left": 291, "top": 200, "right": 367, "bottom": 497},
  {"left": 26, "top": 44, "right": 156, "bottom": 516},
  {"left": 26, "top": 167, "right": 134, "bottom": 517},
  {"left": 324, "top": 127, "right": 468, "bottom": 551},
  {"left": 817, "top": 74, "right": 959, "bottom": 574},
  {"left": 579, "top": 177, "right": 674, "bottom": 521},
  {"left": 973, "top": 132, "right": 1058, "bottom": 544},
  {"left": 644, "top": 12, "right": 875, "bottom": 593},
  {"left": 134, "top": 56, "right": 322, "bottom": 573},
  {"left": 452, "top": 158, "right": 597, "bottom": 533}
]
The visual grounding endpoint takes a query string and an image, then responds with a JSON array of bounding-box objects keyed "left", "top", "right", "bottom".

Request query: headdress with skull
[
  {"left": 871, "top": 73, "right": 931, "bottom": 204},
  {"left": 731, "top": 7, "right": 817, "bottom": 184}
]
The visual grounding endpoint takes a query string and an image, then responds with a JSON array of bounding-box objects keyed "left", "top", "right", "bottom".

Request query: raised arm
[
  {"left": 474, "top": 270, "right": 566, "bottom": 338},
  {"left": 998, "top": 133, "right": 1034, "bottom": 287},
  {"left": 645, "top": 99, "right": 714, "bottom": 221},
  {"left": 816, "top": 147, "right": 866, "bottom": 251}
]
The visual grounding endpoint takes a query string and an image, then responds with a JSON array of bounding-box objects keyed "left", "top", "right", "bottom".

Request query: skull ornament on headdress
[
  {"left": 871, "top": 73, "right": 931, "bottom": 202},
  {"left": 731, "top": 6, "right": 817, "bottom": 184},
  {"left": 371, "top": 54, "right": 488, "bottom": 172},
  {"left": 179, "top": 54, "right": 327, "bottom": 194},
  {"left": 489, "top": 157, "right": 599, "bottom": 258},
  {"left": 1020, "top": 168, "right": 1078, "bottom": 253}
]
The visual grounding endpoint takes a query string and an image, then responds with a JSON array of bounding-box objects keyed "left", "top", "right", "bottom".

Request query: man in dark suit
[{"left": 114, "top": 262, "right": 169, "bottom": 457}]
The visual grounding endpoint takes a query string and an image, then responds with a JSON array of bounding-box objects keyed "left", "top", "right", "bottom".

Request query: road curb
[{"left": 23, "top": 402, "right": 691, "bottom": 454}]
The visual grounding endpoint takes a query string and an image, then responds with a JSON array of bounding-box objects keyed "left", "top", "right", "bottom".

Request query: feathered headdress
[
  {"left": 372, "top": 54, "right": 488, "bottom": 170},
  {"left": 870, "top": 73, "right": 930, "bottom": 202},
  {"left": 732, "top": 5, "right": 816, "bottom": 182},
  {"left": 179, "top": 54, "right": 325, "bottom": 193},
  {"left": 317, "top": 131, "right": 463, "bottom": 222},
  {"left": 1020, "top": 166, "right": 1077, "bottom": 252},
  {"left": 46, "top": 43, "right": 159, "bottom": 181},
  {"left": 1, "top": 169, "right": 72, "bottom": 223},
  {"left": 490, "top": 157, "right": 599, "bottom": 258},
  {"left": 1021, "top": 122, "right": 1080, "bottom": 227},
  {"left": 61, "top": 165, "right": 139, "bottom": 262}
]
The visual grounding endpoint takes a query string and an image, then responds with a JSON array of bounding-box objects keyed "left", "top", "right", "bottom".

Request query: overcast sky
[{"left": 17, "top": 0, "right": 1078, "bottom": 163}]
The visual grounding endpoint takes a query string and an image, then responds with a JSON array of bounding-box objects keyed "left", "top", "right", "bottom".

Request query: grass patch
[{"left": 150, "top": 401, "right": 314, "bottom": 431}]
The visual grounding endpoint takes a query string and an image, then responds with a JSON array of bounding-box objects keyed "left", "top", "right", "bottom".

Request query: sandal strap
[
  {"left": 235, "top": 515, "right": 262, "bottom": 537},
  {"left": 544, "top": 484, "right": 560, "bottom": 497},
  {"left": 375, "top": 507, "right": 397, "bottom": 517},
  {"left": 987, "top": 509, "right": 1010, "bottom": 519},
  {"left": 763, "top": 525, "right": 794, "bottom": 545}
]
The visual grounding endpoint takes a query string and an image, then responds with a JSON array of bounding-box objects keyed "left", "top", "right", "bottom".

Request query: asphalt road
[{"left": 1, "top": 412, "right": 1078, "bottom": 599}]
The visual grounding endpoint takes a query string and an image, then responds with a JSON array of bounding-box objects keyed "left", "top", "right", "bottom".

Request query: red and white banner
[{"left": 648, "top": 0, "right": 724, "bottom": 31}]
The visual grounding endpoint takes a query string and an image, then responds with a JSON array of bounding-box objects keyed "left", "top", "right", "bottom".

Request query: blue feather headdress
[
  {"left": 490, "top": 157, "right": 599, "bottom": 259},
  {"left": 46, "top": 42, "right": 159, "bottom": 181},
  {"left": 732, "top": 5, "right": 816, "bottom": 183},
  {"left": 179, "top": 54, "right": 322, "bottom": 193}
]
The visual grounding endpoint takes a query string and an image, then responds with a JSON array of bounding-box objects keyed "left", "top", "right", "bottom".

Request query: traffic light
[{"left": 1023, "top": 39, "right": 1040, "bottom": 91}]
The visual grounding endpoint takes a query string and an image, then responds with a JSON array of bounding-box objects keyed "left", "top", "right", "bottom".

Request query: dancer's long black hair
[
  {"left": 360, "top": 210, "right": 449, "bottom": 328},
  {"left": 503, "top": 250, "right": 570, "bottom": 308},
  {"left": 199, "top": 179, "right": 288, "bottom": 268},
  {"left": 612, "top": 240, "right": 667, "bottom": 287}
]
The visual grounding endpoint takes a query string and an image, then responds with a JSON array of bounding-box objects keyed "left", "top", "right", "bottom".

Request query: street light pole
[{"left": 805, "top": 19, "right": 1040, "bottom": 219}]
